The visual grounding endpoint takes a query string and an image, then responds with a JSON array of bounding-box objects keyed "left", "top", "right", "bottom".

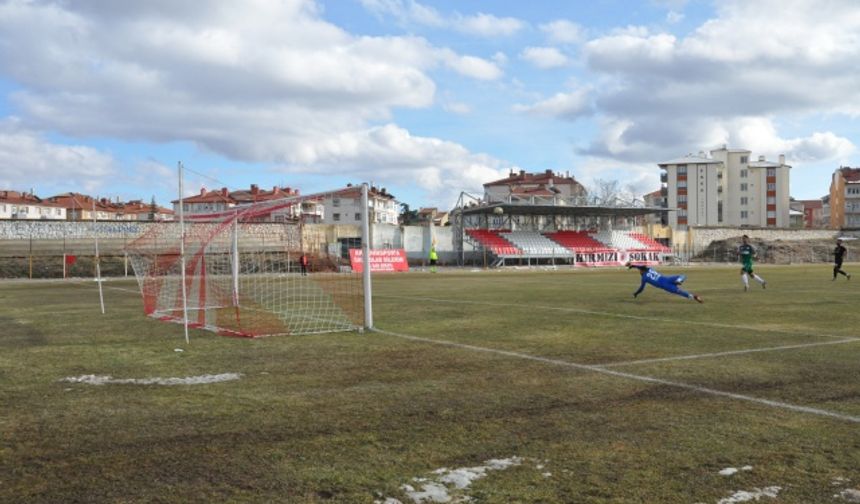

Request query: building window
[
  {"left": 767, "top": 210, "right": 776, "bottom": 218},
  {"left": 767, "top": 183, "right": 776, "bottom": 191},
  {"left": 678, "top": 180, "right": 687, "bottom": 188},
  {"left": 767, "top": 196, "right": 776, "bottom": 204},
  {"left": 332, "top": 198, "right": 340, "bottom": 207},
  {"left": 678, "top": 209, "right": 687, "bottom": 217},
  {"left": 740, "top": 169, "right": 748, "bottom": 178},
  {"left": 740, "top": 183, "right": 748, "bottom": 191},
  {"left": 677, "top": 165, "right": 687, "bottom": 174},
  {"left": 678, "top": 195, "right": 687, "bottom": 203},
  {"left": 740, "top": 197, "right": 748, "bottom": 205},
  {"left": 354, "top": 213, "right": 361, "bottom": 221},
  {"left": 740, "top": 210, "right": 749, "bottom": 219},
  {"left": 333, "top": 213, "right": 340, "bottom": 222},
  {"left": 767, "top": 168, "right": 776, "bottom": 177},
  {"left": 740, "top": 156, "right": 748, "bottom": 164}
]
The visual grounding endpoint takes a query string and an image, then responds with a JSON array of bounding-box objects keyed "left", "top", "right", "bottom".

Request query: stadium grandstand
[{"left": 450, "top": 180, "right": 672, "bottom": 267}]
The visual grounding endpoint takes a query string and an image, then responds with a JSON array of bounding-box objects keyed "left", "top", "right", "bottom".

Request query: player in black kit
[{"left": 833, "top": 239, "right": 851, "bottom": 281}]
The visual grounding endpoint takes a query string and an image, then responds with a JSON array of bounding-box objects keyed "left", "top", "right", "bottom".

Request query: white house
[{"left": 0, "top": 190, "right": 66, "bottom": 220}]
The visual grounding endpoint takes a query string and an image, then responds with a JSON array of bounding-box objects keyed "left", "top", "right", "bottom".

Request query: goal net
[{"left": 126, "top": 190, "right": 366, "bottom": 337}]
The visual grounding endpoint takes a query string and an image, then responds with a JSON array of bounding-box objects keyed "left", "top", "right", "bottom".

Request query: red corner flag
[{"left": 65, "top": 254, "right": 77, "bottom": 266}]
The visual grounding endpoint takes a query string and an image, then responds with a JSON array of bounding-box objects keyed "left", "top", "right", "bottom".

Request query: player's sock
[
  {"left": 753, "top": 274, "right": 765, "bottom": 287},
  {"left": 742, "top": 273, "right": 749, "bottom": 290}
]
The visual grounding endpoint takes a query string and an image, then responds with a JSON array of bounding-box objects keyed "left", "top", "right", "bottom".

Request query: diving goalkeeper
[{"left": 628, "top": 262, "right": 703, "bottom": 303}]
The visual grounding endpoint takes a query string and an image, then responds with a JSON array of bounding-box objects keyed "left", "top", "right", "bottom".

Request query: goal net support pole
[
  {"left": 361, "top": 183, "right": 373, "bottom": 330},
  {"left": 178, "top": 161, "right": 190, "bottom": 344}
]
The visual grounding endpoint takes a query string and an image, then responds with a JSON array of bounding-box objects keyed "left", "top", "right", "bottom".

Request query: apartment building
[
  {"left": 829, "top": 167, "right": 860, "bottom": 229},
  {"left": 321, "top": 185, "right": 398, "bottom": 225},
  {"left": 658, "top": 146, "right": 791, "bottom": 229}
]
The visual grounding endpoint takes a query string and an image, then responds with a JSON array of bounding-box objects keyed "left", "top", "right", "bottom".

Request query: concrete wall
[{"left": 687, "top": 227, "right": 838, "bottom": 250}]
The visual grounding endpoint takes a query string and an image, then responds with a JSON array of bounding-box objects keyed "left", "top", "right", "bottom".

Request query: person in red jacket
[{"left": 300, "top": 254, "right": 309, "bottom": 276}]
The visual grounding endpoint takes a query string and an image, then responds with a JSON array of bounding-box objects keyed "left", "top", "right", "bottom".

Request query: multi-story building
[
  {"left": 829, "top": 167, "right": 860, "bottom": 229},
  {"left": 658, "top": 146, "right": 791, "bottom": 229},
  {"left": 321, "top": 185, "right": 398, "bottom": 225},
  {"left": 789, "top": 199, "right": 825, "bottom": 228},
  {"left": 483, "top": 169, "right": 587, "bottom": 204},
  {"left": 0, "top": 190, "right": 66, "bottom": 220}
]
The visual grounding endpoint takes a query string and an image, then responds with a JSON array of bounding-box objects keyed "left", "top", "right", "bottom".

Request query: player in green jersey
[{"left": 738, "top": 235, "right": 766, "bottom": 291}]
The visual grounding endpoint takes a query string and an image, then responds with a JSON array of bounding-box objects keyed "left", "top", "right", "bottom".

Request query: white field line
[
  {"left": 600, "top": 337, "right": 860, "bottom": 368},
  {"left": 373, "top": 328, "right": 860, "bottom": 424},
  {"left": 373, "top": 294, "right": 849, "bottom": 341}
]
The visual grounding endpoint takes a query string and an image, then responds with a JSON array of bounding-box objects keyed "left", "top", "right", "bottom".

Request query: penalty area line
[
  {"left": 373, "top": 327, "right": 860, "bottom": 424},
  {"left": 600, "top": 337, "right": 860, "bottom": 368}
]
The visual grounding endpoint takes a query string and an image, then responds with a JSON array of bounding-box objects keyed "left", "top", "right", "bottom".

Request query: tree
[
  {"left": 399, "top": 203, "right": 419, "bottom": 225},
  {"left": 149, "top": 196, "right": 157, "bottom": 221}
]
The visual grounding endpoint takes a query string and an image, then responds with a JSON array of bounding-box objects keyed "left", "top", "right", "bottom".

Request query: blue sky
[{"left": 0, "top": 0, "right": 858, "bottom": 209}]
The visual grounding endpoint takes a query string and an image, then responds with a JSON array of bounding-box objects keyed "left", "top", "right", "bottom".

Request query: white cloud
[
  {"left": 666, "top": 11, "right": 684, "bottom": 24},
  {"left": 519, "top": 47, "right": 570, "bottom": 69},
  {"left": 442, "top": 101, "right": 471, "bottom": 115},
  {"left": 0, "top": 120, "right": 114, "bottom": 193},
  {"left": 455, "top": 12, "right": 524, "bottom": 37},
  {"left": 277, "top": 123, "right": 513, "bottom": 205},
  {"left": 540, "top": 20, "right": 584, "bottom": 44},
  {"left": 579, "top": 0, "right": 860, "bottom": 165},
  {"left": 0, "top": 0, "right": 511, "bottom": 204},
  {"left": 513, "top": 88, "right": 592, "bottom": 121},
  {"left": 438, "top": 50, "right": 503, "bottom": 80},
  {"left": 359, "top": 0, "right": 524, "bottom": 37}
]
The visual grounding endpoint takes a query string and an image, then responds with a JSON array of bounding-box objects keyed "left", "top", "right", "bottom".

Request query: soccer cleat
[
  {"left": 848, "top": 274, "right": 852, "bottom": 281},
  {"left": 693, "top": 294, "right": 703, "bottom": 303},
  {"left": 743, "top": 285, "right": 749, "bottom": 292},
  {"left": 762, "top": 281, "right": 767, "bottom": 289}
]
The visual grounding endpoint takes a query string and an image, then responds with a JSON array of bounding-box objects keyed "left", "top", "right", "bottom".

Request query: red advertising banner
[{"left": 349, "top": 248, "right": 409, "bottom": 273}]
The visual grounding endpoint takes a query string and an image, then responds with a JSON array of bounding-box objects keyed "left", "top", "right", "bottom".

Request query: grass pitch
[{"left": 1, "top": 264, "right": 859, "bottom": 503}]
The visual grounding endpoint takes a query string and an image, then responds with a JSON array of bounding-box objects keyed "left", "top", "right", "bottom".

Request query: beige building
[
  {"left": 829, "top": 167, "right": 860, "bottom": 229},
  {"left": 658, "top": 146, "right": 791, "bottom": 230}
]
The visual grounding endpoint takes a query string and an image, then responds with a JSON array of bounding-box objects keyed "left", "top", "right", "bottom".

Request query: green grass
[{"left": 1, "top": 264, "right": 859, "bottom": 503}]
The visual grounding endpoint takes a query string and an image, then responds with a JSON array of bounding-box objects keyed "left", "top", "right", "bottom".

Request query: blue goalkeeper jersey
[{"left": 634, "top": 267, "right": 681, "bottom": 295}]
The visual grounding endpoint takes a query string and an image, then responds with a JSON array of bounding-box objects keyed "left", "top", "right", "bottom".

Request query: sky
[{"left": 0, "top": 0, "right": 858, "bottom": 209}]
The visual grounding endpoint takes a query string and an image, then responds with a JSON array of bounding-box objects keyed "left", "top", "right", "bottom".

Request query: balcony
[{"left": 660, "top": 173, "right": 668, "bottom": 183}]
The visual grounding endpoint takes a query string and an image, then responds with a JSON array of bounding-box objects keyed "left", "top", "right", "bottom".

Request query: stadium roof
[{"left": 458, "top": 202, "right": 671, "bottom": 218}]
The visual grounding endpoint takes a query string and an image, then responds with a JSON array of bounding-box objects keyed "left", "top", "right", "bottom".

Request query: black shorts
[{"left": 430, "top": 259, "right": 437, "bottom": 266}]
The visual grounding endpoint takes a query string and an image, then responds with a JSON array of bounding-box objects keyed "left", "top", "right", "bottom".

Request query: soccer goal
[{"left": 126, "top": 184, "right": 372, "bottom": 338}]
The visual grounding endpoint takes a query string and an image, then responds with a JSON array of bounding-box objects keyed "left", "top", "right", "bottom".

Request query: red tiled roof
[
  {"left": 797, "top": 199, "right": 823, "bottom": 209},
  {"left": 840, "top": 167, "right": 860, "bottom": 182},
  {"left": 484, "top": 169, "right": 582, "bottom": 188},
  {"left": 333, "top": 185, "right": 396, "bottom": 200},
  {"left": 172, "top": 187, "right": 235, "bottom": 204},
  {"left": 230, "top": 185, "right": 300, "bottom": 203},
  {"left": 0, "top": 190, "right": 63, "bottom": 207},
  {"left": 46, "top": 192, "right": 118, "bottom": 212}
]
